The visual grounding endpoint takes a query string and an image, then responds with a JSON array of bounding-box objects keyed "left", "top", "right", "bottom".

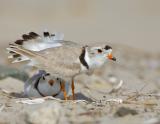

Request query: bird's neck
[{"left": 79, "top": 48, "right": 90, "bottom": 71}]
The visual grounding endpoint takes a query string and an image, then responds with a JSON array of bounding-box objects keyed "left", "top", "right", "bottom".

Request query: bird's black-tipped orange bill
[{"left": 107, "top": 53, "right": 116, "bottom": 61}]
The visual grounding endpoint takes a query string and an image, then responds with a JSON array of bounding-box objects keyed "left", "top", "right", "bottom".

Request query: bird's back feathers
[{"left": 7, "top": 31, "right": 83, "bottom": 78}]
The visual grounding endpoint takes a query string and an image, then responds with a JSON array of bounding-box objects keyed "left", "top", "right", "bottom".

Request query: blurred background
[{"left": 0, "top": 0, "right": 160, "bottom": 64}]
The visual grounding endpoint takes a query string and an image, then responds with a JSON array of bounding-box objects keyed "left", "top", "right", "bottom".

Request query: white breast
[{"left": 24, "top": 71, "right": 70, "bottom": 99}]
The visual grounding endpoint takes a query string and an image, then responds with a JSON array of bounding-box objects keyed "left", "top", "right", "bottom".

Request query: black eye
[
  {"left": 104, "top": 45, "right": 112, "bottom": 50},
  {"left": 42, "top": 76, "right": 45, "bottom": 80},
  {"left": 97, "top": 49, "right": 102, "bottom": 53},
  {"left": 45, "top": 73, "right": 50, "bottom": 76}
]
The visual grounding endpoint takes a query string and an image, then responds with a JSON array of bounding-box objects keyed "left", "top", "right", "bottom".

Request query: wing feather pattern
[
  {"left": 7, "top": 31, "right": 64, "bottom": 63},
  {"left": 7, "top": 31, "right": 83, "bottom": 78}
]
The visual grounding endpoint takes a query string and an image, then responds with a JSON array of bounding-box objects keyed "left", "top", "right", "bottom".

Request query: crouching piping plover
[
  {"left": 7, "top": 31, "right": 116, "bottom": 100},
  {"left": 24, "top": 70, "right": 69, "bottom": 99}
]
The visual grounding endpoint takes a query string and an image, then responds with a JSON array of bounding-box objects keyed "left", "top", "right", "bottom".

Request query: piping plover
[
  {"left": 24, "top": 70, "right": 69, "bottom": 99},
  {"left": 7, "top": 31, "right": 116, "bottom": 100}
]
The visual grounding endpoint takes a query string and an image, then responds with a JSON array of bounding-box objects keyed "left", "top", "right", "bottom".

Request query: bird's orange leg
[
  {"left": 71, "top": 78, "right": 75, "bottom": 100},
  {"left": 60, "top": 81, "right": 68, "bottom": 100}
]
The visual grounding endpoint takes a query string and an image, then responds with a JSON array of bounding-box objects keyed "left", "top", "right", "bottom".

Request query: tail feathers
[
  {"left": 12, "top": 56, "right": 29, "bottom": 63},
  {"left": 13, "top": 31, "right": 64, "bottom": 45},
  {"left": 9, "top": 43, "right": 38, "bottom": 56},
  {"left": 13, "top": 31, "right": 63, "bottom": 51},
  {"left": 50, "top": 32, "right": 64, "bottom": 41},
  {"left": 7, "top": 44, "right": 40, "bottom": 64},
  {"left": 43, "top": 31, "right": 64, "bottom": 40},
  {"left": 7, "top": 30, "right": 63, "bottom": 64},
  {"left": 8, "top": 53, "right": 29, "bottom": 63},
  {"left": 14, "top": 32, "right": 39, "bottom": 46}
]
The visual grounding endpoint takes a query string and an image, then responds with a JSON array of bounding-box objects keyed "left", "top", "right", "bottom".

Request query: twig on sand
[
  {"left": 106, "top": 98, "right": 123, "bottom": 104},
  {"left": 16, "top": 98, "right": 45, "bottom": 104},
  {"left": 44, "top": 96, "right": 88, "bottom": 103},
  {"left": 104, "top": 97, "right": 158, "bottom": 106},
  {"left": 122, "top": 92, "right": 160, "bottom": 101},
  {"left": 16, "top": 96, "right": 88, "bottom": 105},
  {"left": 123, "top": 100, "right": 158, "bottom": 106}
]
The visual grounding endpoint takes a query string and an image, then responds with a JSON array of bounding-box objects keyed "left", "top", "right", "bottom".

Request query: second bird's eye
[{"left": 97, "top": 49, "right": 102, "bottom": 53}]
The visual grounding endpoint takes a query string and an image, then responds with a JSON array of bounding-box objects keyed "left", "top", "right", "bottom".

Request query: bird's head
[{"left": 80, "top": 45, "right": 116, "bottom": 69}]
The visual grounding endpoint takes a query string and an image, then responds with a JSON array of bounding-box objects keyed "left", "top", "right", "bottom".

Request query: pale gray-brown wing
[{"left": 38, "top": 45, "right": 82, "bottom": 78}]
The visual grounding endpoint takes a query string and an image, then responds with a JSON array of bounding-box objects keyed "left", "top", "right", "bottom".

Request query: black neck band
[
  {"left": 34, "top": 77, "right": 45, "bottom": 97},
  {"left": 79, "top": 47, "right": 89, "bottom": 69},
  {"left": 34, "top": 77, "right": 60, "bottom": 97}
]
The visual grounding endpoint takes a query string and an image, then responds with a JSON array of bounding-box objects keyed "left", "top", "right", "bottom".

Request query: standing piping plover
[
  {"left": 7, "top": 31, "right": 116, "bottom": 100},
  {"left": 24, "top": 70, "right": 69, "bottom": 99}
]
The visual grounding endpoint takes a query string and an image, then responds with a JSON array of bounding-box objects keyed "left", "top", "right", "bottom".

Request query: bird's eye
[
  {"left": 97, "top": 49, "right": 102, "bottom": 53},
  {"left": 42, "top": 76, "right": 45, "bottom": 80},
  {"left": 45, "top": 73, "right": 50, "bottom": 76}
]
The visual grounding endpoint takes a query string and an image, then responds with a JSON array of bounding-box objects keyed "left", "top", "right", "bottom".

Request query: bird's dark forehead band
[{"left": 104, "top": 45, "right": 112, "bottom": 50}]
